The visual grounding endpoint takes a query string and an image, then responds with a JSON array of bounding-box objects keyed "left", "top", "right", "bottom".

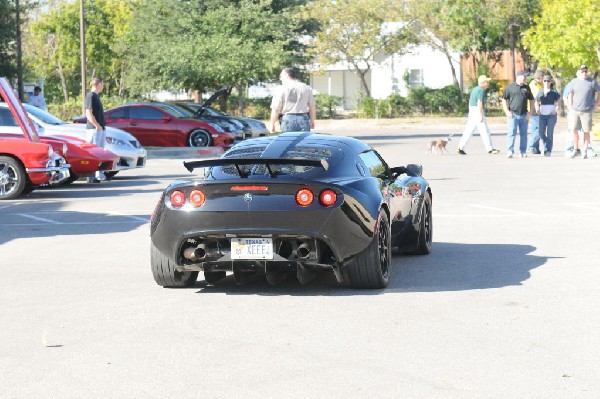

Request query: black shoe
[
  {"left": 530, "top": 148, "right": 541, "bottom": 154},
  {"left": 87, "top": 178, "right": 101, "bottom": 184},
  {"left": 488, "top": 149, "right": 500, "bottom": 154},
  {"left": 457, "top": 149, "right": 467, "bottom": 155}
]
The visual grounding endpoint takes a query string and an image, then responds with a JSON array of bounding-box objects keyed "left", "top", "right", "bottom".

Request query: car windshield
[
  {"left": 205, "top": 107, "right": 226, "bottom": 116},
  {"left": 153, "top": 103, "right": 192, "bottom": 118},
  {"left": 24, "top": 104, "right": 67, "bottom": 125}
]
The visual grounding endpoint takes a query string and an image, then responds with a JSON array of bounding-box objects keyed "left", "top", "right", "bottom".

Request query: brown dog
[{"left": 426, "top": 138, "right": 449, "bottom": 155}]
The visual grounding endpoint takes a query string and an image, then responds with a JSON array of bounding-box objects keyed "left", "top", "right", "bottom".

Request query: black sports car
[{"left": 150, "top": 132, "right": 432, "bottom": 289}]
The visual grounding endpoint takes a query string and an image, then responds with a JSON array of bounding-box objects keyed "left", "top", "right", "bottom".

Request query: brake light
[
  {"left": 319, "top": 189, "right": 337, "bottom": 207},
  {"left": 295, "top": 188, "right": 314, "bottom": 207},
  {"left": 189, "top": 189, "right": 205, "bottom": 207},
  {"left": 170, "top": 190, "right": 185, "bottom": 207},
  {"left": 231, "top": 185, "right": 268, "bottom": 191}
]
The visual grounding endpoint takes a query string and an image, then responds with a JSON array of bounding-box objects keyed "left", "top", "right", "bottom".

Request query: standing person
[
  {"left": 28, "top": 86, "right": 46, "bottom": 111},
  {"left": 563, "top": 78, "right": 597, "bottom": 157},
  {"left": 501, "top": 70, "right": 535, "bottom": 158},
  {"left": 85, "top": 77, "right": 107, "bottom": 183},
  {"left": 567, "top": 65, "right": 600, "bottom": 159},
  {"left": 535, "top": 74, "right": 560, "bottom": 156},
  {"left": 270, "top": 67, "right": 316, "bottom": 133},
  {"left": 457, "top": 75, "right": 499, "bottom": 155},
  {"left": 526, "top": 70, "right": 544, "bottom": 154}
]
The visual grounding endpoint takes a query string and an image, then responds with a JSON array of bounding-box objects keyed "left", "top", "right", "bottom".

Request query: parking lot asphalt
[{"left": 1, "top": 116, "right": 600, "bottom": 398}]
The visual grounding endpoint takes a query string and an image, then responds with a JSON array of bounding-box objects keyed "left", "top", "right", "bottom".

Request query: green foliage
[
  {"left": 357, "top": 86, "right": 468, "bottom": 117},
  {"left": 522, "top": 0, "right": 600, "bottom": 79},
  {"left": 315, "top": 94, "right": 343, "bottom": 119},
  {"left": 0, "top": 0, "right": 17, "bottom": 78}
]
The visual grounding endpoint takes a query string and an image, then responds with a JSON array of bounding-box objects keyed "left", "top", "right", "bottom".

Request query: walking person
[
  {"left": 526, "top": 70, "right": 544, "bottom": 154},
  {"left": 566, "top": 65, "right": 600, "bottom": 159},
  {"left": 28, "top": 86, "right": 46, "bottom": 111},
  {"left": 85, "top": 77, "right": 107, "bottom": 183},
  {"left": 270, "top": 67, "right": 316, "bottom": 133},
  {"left": 535, "top": 74, "right": 560, "bottom": 156},
  {"left": 457, "top": 75, "right": 499, "bottom": 154},
  {"left": 501, "top": 70, "right": 535, "bottom": 158}
]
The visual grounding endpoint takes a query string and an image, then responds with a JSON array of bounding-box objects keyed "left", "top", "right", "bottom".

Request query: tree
[
  {"left": 522, "top": 0, "right": 600, "bottom": 80},
  {"left": 0, "top": 0, "right": 17, "bottom": 79},
  {"left": 304, "top": 0, "right": 417, "bottom": 97},
  {"left": 123, "top": 0, "right": 300, "bottom": 113}
]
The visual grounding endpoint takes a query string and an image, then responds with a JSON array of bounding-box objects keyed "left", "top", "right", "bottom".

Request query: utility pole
[
  {"left": 16, "top": 0, "right": 24, "bottom": 100},
  {"left": 79, "top": 0, "right": 86, "bottom": 115}
]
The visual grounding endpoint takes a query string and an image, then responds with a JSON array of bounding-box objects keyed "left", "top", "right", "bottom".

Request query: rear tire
[
  {"left": 0, "top": 156, "right": 27, "bottom": 200},
  {"left": 188, "top": 129, "right": 212, "bottom": 147},
  {"left": 151, "top": 243, "right": 198, "bottom": 287},
  {"left": 346, "top": 211, "right": 391, "bottom": 289}
]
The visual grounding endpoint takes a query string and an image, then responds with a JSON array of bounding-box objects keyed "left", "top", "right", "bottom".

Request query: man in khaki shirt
[{"left": 270, "top": 68, "right": 316, "bottom": 133}]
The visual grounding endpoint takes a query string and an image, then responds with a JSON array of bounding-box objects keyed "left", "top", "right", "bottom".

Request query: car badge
[{"left": 244, "top": 193, "right": 253, "bottom": 202}]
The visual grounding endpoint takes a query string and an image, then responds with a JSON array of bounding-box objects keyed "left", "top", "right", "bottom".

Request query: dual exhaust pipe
[{"left": 183, "top": 240, "right": 313, "bottom": 262}]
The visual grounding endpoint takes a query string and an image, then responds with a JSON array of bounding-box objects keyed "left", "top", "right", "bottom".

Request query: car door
[{"left": 127, "top": 105, "right": 179, "bottom": 146}]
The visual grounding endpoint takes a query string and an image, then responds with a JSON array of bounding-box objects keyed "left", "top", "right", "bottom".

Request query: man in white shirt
[
  {"left": 270, "top": 68, "right": 316, "bottom": 133},
  {"left": 28, "top": 86, "right": 46, "bottom": 110}
]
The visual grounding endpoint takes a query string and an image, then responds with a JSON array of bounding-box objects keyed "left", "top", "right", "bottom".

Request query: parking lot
[{"left": 1, "top": 118, "right": 600, "bottom": 398}]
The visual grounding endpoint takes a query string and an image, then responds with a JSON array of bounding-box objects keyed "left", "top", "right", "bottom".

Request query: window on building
[{"left": 408, "top": 69, "right": 424, "bottom": 88}]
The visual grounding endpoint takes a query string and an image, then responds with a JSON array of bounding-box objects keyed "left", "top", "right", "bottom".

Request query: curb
[{"left": 146, "top": 147, "right": 224, "bottom": 159}]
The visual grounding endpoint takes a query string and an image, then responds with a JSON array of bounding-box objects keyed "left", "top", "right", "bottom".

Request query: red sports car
[
  {"left": 73, "top": 102, "right": 235, "bottom": 148},
  {"left": 0, "top": 78, "right": 70, "bottom": 199},
  {"left": 0, "top": 104, "right": 118, "bottom": 183}
]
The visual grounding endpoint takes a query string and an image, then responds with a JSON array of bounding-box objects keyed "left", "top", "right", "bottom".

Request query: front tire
[
  {"left": 188, "top": 129, "right": 212, "bottom": 147},
  {"left": 0, "top": 156, "right": 27, "bottom": 200},
  {"left": 151, "top": 243, "right": 198, "bottom": 287},
  {"left": 346, "top": 211, "right": 391, "bottom": 289},
  {"left": 412, "top": 192, "right": 432, "bottom": 255}
]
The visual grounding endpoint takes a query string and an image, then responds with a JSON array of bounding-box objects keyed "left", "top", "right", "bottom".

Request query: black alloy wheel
[{"left": 188, "top": 129, "right": 211, "bottom": 147}]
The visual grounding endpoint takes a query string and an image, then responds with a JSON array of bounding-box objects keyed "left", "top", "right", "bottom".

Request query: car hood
[
  {"left": 33, "top": 119, "right": 141, "bottom": 144},
  {"left": 196, "top": 88, "right": 230, "bottom": 116}
]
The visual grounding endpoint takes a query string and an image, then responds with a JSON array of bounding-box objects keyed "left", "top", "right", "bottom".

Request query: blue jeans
[
  {"left": 538, "top": 114, "right": 557, "bottom": 153},
  {"left": 281, "top": 114, "right": 310, "bottom": 132},
  {"left": 527, "top": 114, "right": 540, "bottom": 151},
  {"left": 507, "top": 113, "right": 529, "bottom": 155}
]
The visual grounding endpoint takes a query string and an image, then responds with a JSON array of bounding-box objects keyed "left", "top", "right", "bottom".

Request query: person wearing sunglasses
[
  {"left": 535, "top": 75, "right": 560, "bottom": 156},
  {"left": 566, "top": 65, "right": 600, "bottom": 159}
]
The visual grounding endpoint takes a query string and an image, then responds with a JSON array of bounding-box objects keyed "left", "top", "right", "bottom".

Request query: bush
[{"left": 315, "top": 94, "right": 343, "bottom": 119}]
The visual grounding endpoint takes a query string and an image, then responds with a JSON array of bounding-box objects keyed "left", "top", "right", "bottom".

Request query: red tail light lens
[
  {"left": 295, "top": 188, "right": 314, "bottom": 207},
  {"left": 170, "top": 190, "right": 185, "bottom": 208},
  {"left": 230, "top": 185, "right": 268, "bottom": 191},
  {"left": 189, "top": 190, "right": 205, "bottom": 207},
  {"left": 319, "top": 189, "right": 337, "bottom": 206}
]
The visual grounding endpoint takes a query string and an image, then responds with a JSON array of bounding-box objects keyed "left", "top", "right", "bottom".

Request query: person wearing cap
[
  {"left": 562, "top": 76, "right": 597, "bottom": 158},
  {"left": 27, "top": 86, "right": 46, "bottom": 111},
  {"left": 566, "top": 65, "right": 600, "bottom": 159},
  {"left": 501, "top": 70, "right": 535, "bottom": 158},
  {"left": 457, "top": 75, "right": 499, "bottom": 155},
  {"left": 526, "top": 70, "right": 544, "bottom": 154},
  {"left": 535, "top": 74, "right": 560, "bottom": 156}
]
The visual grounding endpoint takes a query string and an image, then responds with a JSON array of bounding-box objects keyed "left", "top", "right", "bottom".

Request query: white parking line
[
  {"left": 18, "top": 213, "right": 61, "bottom": 224},
  {"left": 106, "top": 211, "right": 150, "bottom": 222}
]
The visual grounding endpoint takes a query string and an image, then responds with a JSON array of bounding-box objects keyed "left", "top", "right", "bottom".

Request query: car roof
[{"left": 223, "top": 131, "right": 372, "bottom": 177}]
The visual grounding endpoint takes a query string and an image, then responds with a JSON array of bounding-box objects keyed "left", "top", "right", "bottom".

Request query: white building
[{"left": 309, "top": 45, "right": 463, "bottom": 110}]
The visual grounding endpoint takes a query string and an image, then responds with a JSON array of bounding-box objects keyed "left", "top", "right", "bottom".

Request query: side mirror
[
  {"left": 161, "top": 115, "right": 172, "bottom": 122},
  {"left": 405, "top": 164, "right": 422, "bottom": 177}
]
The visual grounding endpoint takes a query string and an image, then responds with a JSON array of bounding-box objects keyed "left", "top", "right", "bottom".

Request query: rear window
[{"left": 207, "top": 144, "right": 337, "bottom": 179}]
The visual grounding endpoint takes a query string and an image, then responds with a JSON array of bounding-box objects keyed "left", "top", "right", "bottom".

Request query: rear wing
[{"left": 184, "top": 157, "right": 329, "bottom": 178}]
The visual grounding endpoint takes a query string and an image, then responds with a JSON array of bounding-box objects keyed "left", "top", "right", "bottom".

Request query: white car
[{"left": 23, "top": 104, "right": 147, "bottom": 178}]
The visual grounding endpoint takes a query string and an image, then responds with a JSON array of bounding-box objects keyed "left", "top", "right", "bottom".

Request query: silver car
[{"left": 23, "top": 104, "right": 147, "bottom": 179}]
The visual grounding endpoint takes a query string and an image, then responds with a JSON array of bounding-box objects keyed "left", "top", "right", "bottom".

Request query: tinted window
[
  {"left": 359, "top": 150, "right": 386, "bottom": 178},
  {"left": 109, "top": 108, "right": 127, "bottom": 119},
  {"left": 129, "top": 106, "right": 164, "bottom": 120}
]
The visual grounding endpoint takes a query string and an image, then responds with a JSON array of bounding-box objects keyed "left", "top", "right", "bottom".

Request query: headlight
[
  {"left": 106, "top": 136, "right": 130, "bottom": 147},
  {"left": 207, "top": 123, "right": 224, "bottom": 133}
]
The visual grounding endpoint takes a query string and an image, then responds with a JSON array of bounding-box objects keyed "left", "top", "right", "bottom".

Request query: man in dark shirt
[
  {"left": 85, "top": 77, "right": 106, "bottom": 183},
  {"left": 502, "top": 70, "right": 535, "bottom": 158}
]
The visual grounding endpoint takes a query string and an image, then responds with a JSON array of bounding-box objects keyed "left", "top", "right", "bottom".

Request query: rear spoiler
[{"left": 183, "top": 157, "right": 329, "bottom": 178}]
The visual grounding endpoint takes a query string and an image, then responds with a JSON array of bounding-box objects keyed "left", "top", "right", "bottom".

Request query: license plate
[{"left": 231, "top": 238, "right": 273, "bottom": 260}]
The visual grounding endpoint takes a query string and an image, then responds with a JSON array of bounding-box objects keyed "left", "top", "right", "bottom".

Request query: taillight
[
  {"left": 231, "top": 185, "right": 268, "bottom": 191},
  {"left": 319, "top": 189, "right": 337, "bottom": 207},
  {"left": 189, "top": 189, "right": 205, "bottom": 207},
  {"left": 170, "top": 190, "right": 185, "bottom": 208},
  {"left": 295, "top": 188, "right": 314, "bottom": 207}
]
